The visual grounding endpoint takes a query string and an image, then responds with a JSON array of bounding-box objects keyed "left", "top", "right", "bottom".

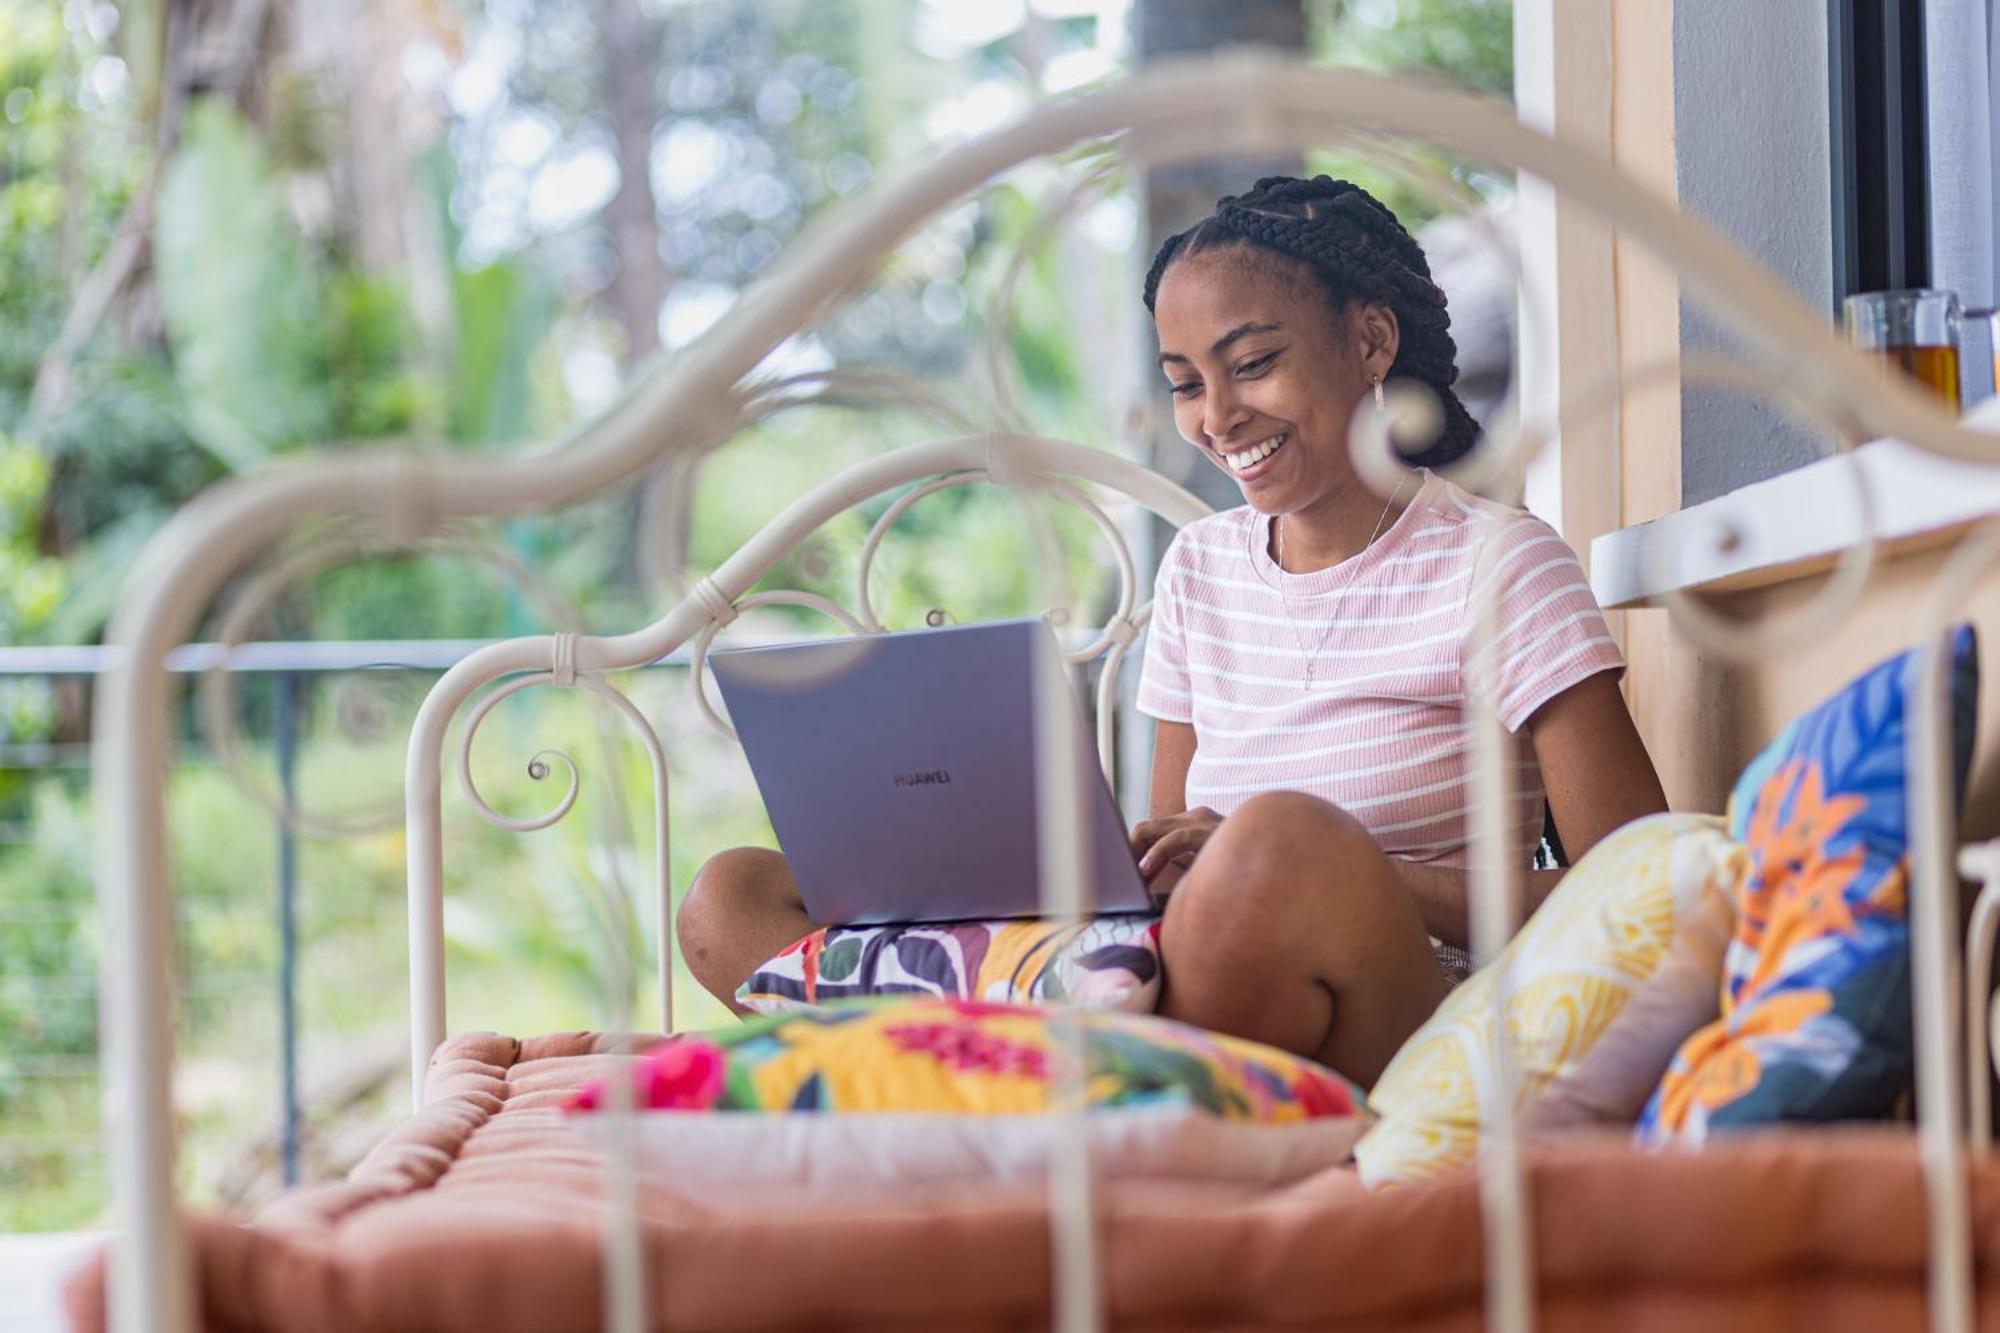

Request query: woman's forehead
[{"left": 1154, "top": 249, "right": 1325, "bottom": 342}]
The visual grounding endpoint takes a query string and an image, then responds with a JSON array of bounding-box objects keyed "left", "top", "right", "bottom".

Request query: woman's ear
[{"left": 1354, "top": 303, "right": 1400, "bottom": 380}]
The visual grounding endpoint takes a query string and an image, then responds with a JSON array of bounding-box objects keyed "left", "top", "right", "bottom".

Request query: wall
[
  {"left": 1672, "top": 0, "right": 1836, "bottom": 505},
  {"left": 1605, "top": 0, "right": 1863, "bottom": 813}
]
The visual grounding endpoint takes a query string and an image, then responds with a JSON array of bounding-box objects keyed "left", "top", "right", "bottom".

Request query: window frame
[{"left": 1827, "top": 0, "right": 1932, "bottom": 310}]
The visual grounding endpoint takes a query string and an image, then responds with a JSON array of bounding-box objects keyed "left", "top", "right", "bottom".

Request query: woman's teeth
[{"left": 1227, "top": 434, "right": 1287, "bottom": 472}]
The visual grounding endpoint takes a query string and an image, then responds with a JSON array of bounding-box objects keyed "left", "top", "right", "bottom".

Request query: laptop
[{"left": 709, "top": 617, "right": 1157, "bottom": 925}]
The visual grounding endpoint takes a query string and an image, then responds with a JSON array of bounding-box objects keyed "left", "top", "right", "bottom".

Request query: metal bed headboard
[{"left": 93, "top": 49, "right": 2000, "bottom": 1333}]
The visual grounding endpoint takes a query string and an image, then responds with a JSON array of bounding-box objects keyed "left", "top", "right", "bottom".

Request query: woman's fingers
[
  {"left": 1138, "top": 825, "right": 1208, "bottom": 881},
  {"left": 1130, "top": 818, "right": 1166, "bottom": 856},
  {"left": 1131, "top": 807, "right": 1222, "bottom": 855},
  {"left": 1132, "top": 809, "right": 1224, "bottom": 879},
  {"left": 1145, "top": 858, "right": 1189, "bottom": 905}
]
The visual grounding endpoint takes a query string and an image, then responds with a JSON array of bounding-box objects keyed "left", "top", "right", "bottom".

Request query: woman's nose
[{"left": 1201, "top": 382, "right": 1245, "bottom": 445}]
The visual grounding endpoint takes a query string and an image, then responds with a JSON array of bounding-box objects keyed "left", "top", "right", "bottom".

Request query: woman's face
[{"left": 1152, "top": 247, "right": 1395, "bottom": 514}]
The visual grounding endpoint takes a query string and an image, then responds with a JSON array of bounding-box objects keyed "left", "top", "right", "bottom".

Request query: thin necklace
[{"left": 1272, "top": 475, "right": 1408, "bottom": 689}]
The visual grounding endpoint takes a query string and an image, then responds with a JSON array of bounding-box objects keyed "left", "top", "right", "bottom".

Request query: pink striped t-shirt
[{"left": 1136, "top": 469, "right": 1624, "bottom": 874}]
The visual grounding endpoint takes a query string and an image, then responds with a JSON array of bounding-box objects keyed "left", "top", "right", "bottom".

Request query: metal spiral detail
[
  {"left": 687, "top": 589, "right": 873, "bottom": 741},
  {"left": 855, "top": 465, "right": 1138, "bottom": 663},
  {"left": 199, "top": 521, "right": 584, "bottom": 839},
  {"left": 456, "top": 674, "right": 585, "bottom": 834}
]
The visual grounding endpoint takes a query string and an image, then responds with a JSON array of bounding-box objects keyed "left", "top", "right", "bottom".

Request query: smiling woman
[{"left": 1133, "top": 174, "right": 1669, "bottom": 1085}]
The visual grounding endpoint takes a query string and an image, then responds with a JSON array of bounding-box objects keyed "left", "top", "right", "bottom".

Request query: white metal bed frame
[{"left": 91, "top": 50, "right": 2000, "bottom": 1333}]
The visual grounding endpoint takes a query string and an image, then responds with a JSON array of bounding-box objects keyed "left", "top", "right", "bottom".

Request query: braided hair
[{"left": 1143, "top": 175, "right": 1478, "bottom": 469}]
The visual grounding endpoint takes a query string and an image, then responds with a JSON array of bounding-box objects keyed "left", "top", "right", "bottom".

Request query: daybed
[{"left": 74, "top": 51, "right": 2000, "bottom": 1333}]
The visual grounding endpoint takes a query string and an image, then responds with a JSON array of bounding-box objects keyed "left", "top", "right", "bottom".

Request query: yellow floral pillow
[{"left": 1354, "top": 813, "right": 1743, "bottom": 1187}]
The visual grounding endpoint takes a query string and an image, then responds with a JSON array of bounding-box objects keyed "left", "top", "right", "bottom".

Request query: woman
[
  {"left": 1129, "top": 174, "right": 1665, "bottom": 1086},
  {"left": 679, "top": 175, "right": 1668, "bottom": 1088}
]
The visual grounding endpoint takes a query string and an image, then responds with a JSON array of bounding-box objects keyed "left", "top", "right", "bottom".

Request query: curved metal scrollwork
[
  {"left": 1641, "top": 357, "right": 1878, "bottom": 663},
  {"left": 687, "top": 589, "right": 873, "bottom": 741},
  {"left": 982, "top": 155, "right": 1126, "bottom": 437},
  {"left": 199, "top": 521, "right": 582, "bottom": 838},
  {"left": 455, "top": 666, "right": 677, "bottom": 1034},
  {"left": 1093, "top": 603, "right": 1151, "bottom": 777},
  {"left": 854, "top": 468, "right": 1138, "bottom": 664},
  {"left": 639, "top": 366, "right": 981, "bottom": 600},
  {"left": 456, "top": 675, "right": 585, "bottom": 834}
]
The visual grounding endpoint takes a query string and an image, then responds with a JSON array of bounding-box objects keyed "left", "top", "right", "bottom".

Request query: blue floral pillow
[{"left": 1637, "top": 625, "right": 1978, "bottom": 1143}]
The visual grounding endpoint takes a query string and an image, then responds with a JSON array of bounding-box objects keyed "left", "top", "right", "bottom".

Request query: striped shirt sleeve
[
  {"left": 1462, "top": 514, "right": 1625, "bottom": 732},
  {"left": 1136, "top": 531, "right": 1194, "bottom": 723}
]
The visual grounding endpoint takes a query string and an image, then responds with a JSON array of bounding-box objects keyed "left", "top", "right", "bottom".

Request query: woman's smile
[{"left": 1216, "top": 430, "right": 1290, "bottom": 484}]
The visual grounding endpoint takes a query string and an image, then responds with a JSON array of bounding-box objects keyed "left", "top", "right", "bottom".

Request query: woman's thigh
[{"left": 1156, "top": 791, "right": 1446, "bottom": 1086}]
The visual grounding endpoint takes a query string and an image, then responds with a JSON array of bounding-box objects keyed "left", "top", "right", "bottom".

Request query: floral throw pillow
[
  {"left": 1637, "top": 625, "right": 1979, "bottom": 1144},
  {"left": 570, "top": 996, "right": 1361, "bottom": 1122},
  {"left": 565, "top": 1000, "right": 1371, "bottom": 1192},
  {"left": 737, "top": 914, "right": 1163, "bottom": 1015},
  {"left": 1355, "top": 813, "right": 1742, "bottom": 1187}
]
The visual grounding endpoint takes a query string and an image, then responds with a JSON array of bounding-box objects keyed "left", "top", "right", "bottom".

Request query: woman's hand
[{"left": 1130, "top": 806, "right": 1223, "bottom": 889}]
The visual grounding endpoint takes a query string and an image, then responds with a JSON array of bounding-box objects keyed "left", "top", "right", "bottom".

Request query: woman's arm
[
  {"left": 1148, "top": 719, "right": 1197, "bottom": 819},
  {"left": 1128, "top": 720, "right": 1202, "bottom": 897},
  {"left": 1398, "top": 671, "right": 1669, "bottom": 948},
  {"left": 1530, "top": 670, "right": 1669, "bottom": 859}
]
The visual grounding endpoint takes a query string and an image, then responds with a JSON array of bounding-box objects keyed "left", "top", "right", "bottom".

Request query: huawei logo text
[{"left": 892, "top": 770, "right": 952, "bottom": 788}]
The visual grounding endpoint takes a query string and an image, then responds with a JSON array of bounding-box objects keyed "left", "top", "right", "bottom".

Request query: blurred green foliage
[
  {"left": 1313, "top": 0, "right": 1513, "bottom": 98},
  {"left": 1307, "top": 0, "right": 1514, "bottom": 226},
  {"left": 0, "top": 435, "right": 62, "bottom": 638},
  {"left": 156, "top": 100, "right": 337, "bottom": 468}
]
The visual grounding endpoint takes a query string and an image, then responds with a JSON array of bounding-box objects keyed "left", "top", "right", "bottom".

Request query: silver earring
[{"left": 1372, "top": 374, "right": 1385, "bottom": 411}]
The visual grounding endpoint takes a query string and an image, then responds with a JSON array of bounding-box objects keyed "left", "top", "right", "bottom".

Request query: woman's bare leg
[
  {"left": 1157, "top": 791, "right": 1447, "bottom": 1088},
  {"left": 676, "top": 847, "right": 818, "bottom": 1014}
]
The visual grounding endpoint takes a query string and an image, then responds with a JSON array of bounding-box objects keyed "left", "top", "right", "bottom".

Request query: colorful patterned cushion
[
  {"left": 565, "top": 999, "right": 1368, "bottom": 1192},
  {"left": 570, "top": 997, "right": 1361, "bottom": 1120},
  {"left": 1355, "top": 813, "right": 1743, "bottom": 1187},
  {"left": 1637, "top": 626, "right": 1979, "bottom": 1144},
  {"left": 570, "top": 1104, "right": 1366, "bottom": 1194},
  {"left": 737, "top": 915, "right": 1163, "bottom": 1014}
]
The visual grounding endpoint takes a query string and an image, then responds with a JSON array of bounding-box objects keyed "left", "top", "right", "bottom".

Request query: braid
[
  {"left": 1141, "top": 229, "right": 1189, "bottom": 313},
  {"left": 1143, "top": 174, "right": 1479, "bottom": 469}
]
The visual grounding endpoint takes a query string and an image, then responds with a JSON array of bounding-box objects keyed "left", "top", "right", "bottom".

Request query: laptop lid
[{"left": 709, "top": 618, "right": 1153, "bottom": 925}]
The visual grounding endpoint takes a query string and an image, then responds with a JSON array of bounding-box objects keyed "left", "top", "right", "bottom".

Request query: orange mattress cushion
[{"left": 64, "top": 1029, "right": 2000, "bottom": 1332}]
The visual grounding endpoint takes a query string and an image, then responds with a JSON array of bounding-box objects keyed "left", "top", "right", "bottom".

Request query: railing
[{"left": 0, "top": 636, "right": 771, "bottom": 1225}]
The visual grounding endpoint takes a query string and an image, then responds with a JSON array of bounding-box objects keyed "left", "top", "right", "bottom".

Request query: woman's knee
[
  {"left": 678, "top": 848, "right": 788, "bottom": 951},
  {"left": 689, "top": 846, "right": 789, "bottom": 895},
  {"left": 675, "top": 846, "right": 817, "bottom": 1008},
  {"left": 1164, "top": 791, "right": 1399, "bottom": 965},
  {"left": 1204, "top": 791, "right": 1377, "bottom": 891}
]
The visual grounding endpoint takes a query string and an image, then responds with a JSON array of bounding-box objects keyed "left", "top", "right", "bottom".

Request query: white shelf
[{"left": 1590, "top": 401, "right": 2000, "bottom": 609}]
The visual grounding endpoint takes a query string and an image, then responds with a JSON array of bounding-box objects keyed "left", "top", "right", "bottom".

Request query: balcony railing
[{"left": 0, "top": 635, "right": 767, "bottom": 1226}]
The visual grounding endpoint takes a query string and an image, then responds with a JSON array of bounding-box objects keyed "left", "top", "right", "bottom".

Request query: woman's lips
[{"left": 1219, "top": 432, "right": 1288, "bottom": 484}]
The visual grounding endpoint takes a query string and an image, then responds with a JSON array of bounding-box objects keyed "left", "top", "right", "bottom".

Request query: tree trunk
[
  {"left": 1135, "top": 0, "right": 1306, "bottom": 514},
  {"left": 597, "top": 0, "right": 669, "bottom": 362},
  {"left": 1119, "top": 0, "right": 1306, "bottom": 811}
]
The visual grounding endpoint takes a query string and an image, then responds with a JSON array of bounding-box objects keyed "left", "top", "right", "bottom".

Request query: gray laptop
[{"left": 709, "top": 618, "right": 1156, "bottom": 925}]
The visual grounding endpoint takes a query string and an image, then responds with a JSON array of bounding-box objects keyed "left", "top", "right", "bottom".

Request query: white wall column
[{"left": 1515, "top": 0, "right": 1620, "bottom": 577}]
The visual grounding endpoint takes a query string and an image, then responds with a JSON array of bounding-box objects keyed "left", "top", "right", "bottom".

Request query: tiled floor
[{"left": 0, "top": 1232, "right": 102, "bottom": 1332}]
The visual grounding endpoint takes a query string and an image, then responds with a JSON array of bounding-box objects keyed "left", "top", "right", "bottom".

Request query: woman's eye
[
  {"left": 1169, "top": 381, "right": 1200, "bottom": 398},
  {"left": 1237, "top": 353, "right": 1276, "bottom": 376}
]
